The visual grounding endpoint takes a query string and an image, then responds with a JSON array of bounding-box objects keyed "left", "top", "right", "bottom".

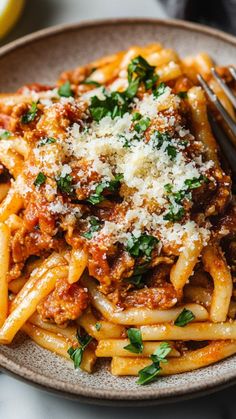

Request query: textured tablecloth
[{"left": 0, "top": 1, "right": 235, "bottom": 418}]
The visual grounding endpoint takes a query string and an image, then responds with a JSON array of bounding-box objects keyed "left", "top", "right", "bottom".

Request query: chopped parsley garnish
[
  {"left": 34, "top": 172, "right": 46, "bottom": 187},
  {"left": 184, "top": 175, "right": 208, "bottom": 189},
  {"left": 174, "top": 308, "right": 195, "bottom": 327},
  {"left": 145, "top": 74, "right": 159, "bottom": 90},
  {"left": 57, "top": 174, "right": 73, "bottom": 195},
  {"left": 137, "top": 342, "right": 171, "bottom": 385},
  {"left": 152, "top": 130, "right": 172, "bottom": 148},
  {"left": 166, "top": 144, "right": 177, "bottom": 160},
  {"left": 83, "top": 79, "right": 101, "bottom": 87},
  {"left": 95, "top": 322, "right": 102, "bottom": 331},
  {"left": 67, "top": 330, "right": 93, "bottom": 369},
  {"left": 87, "top": 182, "right": 106, "bottom": 205},
  {"left": 124, "top": 274, "right": 145, "bottom": 288},
  {"left": 164, "top": 205, "right": 185, "bottom": 222},
  {"left": 82, "top": 216, "right": 101, "bottom": 239},
  {"left": 153, "top": 82, "right": 166, "bottom": 98},
  {"left": 38, "top": 137, "right": 56, "bottom": 147},
  {"left": 87, "top": 174, "right": 123, "bottom": 205},
  {"left": 164, "top": 183, "right": 173, "bottom": 193},
  {"left": 126, "top": 234, "right": 158, "bottom": 260},
  {"left": 134, "top": 117, "right": 151, "bottom": 133},
  {"left": 58, "top": 81, "right": 73, "bottom": 97},
  {"left": 89, "top": 55, "right": 158, "bottom": 122},
  {"left": 164, "top": 175, "right": 208, "bottom": 222},
  {"left": 124, "top": 328, "right": 143, "bottom": 354},
  {"left": 0, "top": 130, "right": 10, "bottom": 139},
  {"left": 89, "top": 91, "right": 128, "bottom": 122},
  {"left": 128, "top": 55, "right": 157, "bottom": 91},
  {"left": 21, "top": 102, "right": 38, "bottom": 124},
  {"left": 132, "top": 112, "right": 142, "bottom": 121},
  {"left": 124, "top": 263, "right": 149, "bottom": 288},
  {"left": 133, "top": 263, "right": 150, "bottom": 276},
  {"left": 125, "top": 77, "right": 140, "bottom": 99},
  {"left": 151, "top": 131, "right": 177, "bottom": 160},
  {"left": 177, "top": 91, "right": 188, "bottom": 99}
]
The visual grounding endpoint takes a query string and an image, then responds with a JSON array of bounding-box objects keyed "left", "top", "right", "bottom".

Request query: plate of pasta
[{"left": 0, "top": 18, "right": 236, "bottom": 404}]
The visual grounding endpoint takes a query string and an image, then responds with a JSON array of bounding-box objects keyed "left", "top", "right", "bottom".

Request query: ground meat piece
[
  {"left": 109, "top": 251, "right": 135, "bottom": 282},
  {"left": 11, "top": 228, "right": 56, "bottom": 263},
  {"left": 120, "top": 283, "right": 178, "bottom": 310},
  {"left": 37, "top": 278, "right": 89, "bottom": 325}
]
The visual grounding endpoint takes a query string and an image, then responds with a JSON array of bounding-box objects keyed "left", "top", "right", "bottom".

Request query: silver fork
[{"left": 197, "top": 68, "right": 236, "bottom": 178}]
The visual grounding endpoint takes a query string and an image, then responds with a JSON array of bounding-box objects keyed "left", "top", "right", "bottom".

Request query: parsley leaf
[
  {"left": 124, "top": 328, "right": 143, "bottom": 354},
  {"left": 124, "top": 263, "right": 150, "bottom": 288},
  {"left": 58, "top": 81, "right": 73, "bottom": 97},
  {"left": 151, "top": 131, "right": 172, "bottom": 149},
  {"left": 95, "top": 322, "right": 102, "bottom": 331},
  {"left": 152, "top": 131, "right": 177, "bottom": 159},
  {"left": 0, "top": 130, "right": 10, "bottom": 139},
  {"left": 34, "top": 172, "right": 46, "bottom": 187},
  {"left": 126, "top": 234, "right": 158, "bottom": 260},
  {"left": 137, "top": 342, "right": 171, "bottom": 385},
  {"left": 132, "top": 112, "right": 142, "bottom": 121},
  {"left": 153, "top": 82, "right": 166, "bottom": 98},
  {"left": 90, "top": 91, "right": 128, "bottom": 122},
  {"left": 133, "top": 263, "right": 150, "bottom": 276},
  {"left": 67, "top": 347, "right": 83, "bottom": 368},
  {"left": 177, "top": 91, "right": 188, "bottom": 99},
  {"left": 82, "top": 216, "right": 101, "bottom": 239},
  {"left": 89, "top": 56, "right": 157, "bottom": 122},
  {"left": 145, "top": 74, "right": 159, "bottom": 90},
  {"left": 76, "top": 330, "right": 93, "bottom": 347},
  {"left": 38, "top": 137, "right": 56, "bottom": 147},
  {"left": 125, "top": 77, "right": 140, "bottom": 99},
  {"left": 87, "top": 183, "right": 105, "bottom": 205},
  {"left": 67, "top": 330, "right": 93, "bottom": 369},
  {"left": 184, "top": 176, "right": 205, "bottom": 190},
  {"left": 128, "top": 56, "right": 157, "bottom": 91},
  {"left": 164, "top": 175, "right": 208, "bottom": 222},
  {"left": 87, "top": 174, "right": 123, "bottom": 205},
  {"left": 163, "top": 205, "right": 185, "bottom": 222},
  {"left": 123, "top": 274, "right": 145, "bottom": 288},
  {"left": 21, "top": 102, "right": 38, "bottom": 124},
  {"left": 164, "top": 183, "right": 173, "bottom": 193},
  {"left": 166, "top": 144, "right": 177, "bottom": 160},
  {"left": 108, "top": 173, "right": 124, "bottom": 191},
  {"left": 134, "top": 117, "right": 151, "bottom": 133},
  {"left": 57, "top": 174, "right": 73, "bottom": 195},
  {"left": 83, "top": 79, "right": 101, "bottom": 87},
  {"left": 174, "top": 308, "right": 195, "bottom": 327}
]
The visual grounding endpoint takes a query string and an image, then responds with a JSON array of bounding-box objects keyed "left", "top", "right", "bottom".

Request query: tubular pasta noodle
[
  {"left": 0, "top": 223, "right": 10, "bottom": 327},
  {"left": 96, "top": 339, "right": 180, "bottom": 358},
  {"left": 82, "top": 277, "right": 208, "bottom": 325},
  {"left": 202, "top": 244, "right": 233, "bottom": 322},
  {"left": 0, "top": 266, "right": 68, "bottom": 344},
  {"left": 22, "top": 322, "right": 95, "bottom": 373},
  {"left": 111, "top": 341, "right": 236, "bottom": 376},
  {"left": 170, "top": 235, "right": 203, "bottom": 292},
  {"left": 140, "top": 322, "right": 236, "bottom": 341}
]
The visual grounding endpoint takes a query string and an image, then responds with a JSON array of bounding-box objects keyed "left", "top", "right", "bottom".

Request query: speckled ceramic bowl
[{"left": 0, "top": 19, "right": 236, "bottom": 405}]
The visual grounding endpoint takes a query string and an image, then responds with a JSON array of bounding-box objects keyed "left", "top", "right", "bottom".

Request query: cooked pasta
[{"left": 0, "top": 43, "right": 235, "bottom": 384}]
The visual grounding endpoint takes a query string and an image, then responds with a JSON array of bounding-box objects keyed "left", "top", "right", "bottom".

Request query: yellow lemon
[{"left": 0, "top": 0, "right": 25, "bottom": 39}]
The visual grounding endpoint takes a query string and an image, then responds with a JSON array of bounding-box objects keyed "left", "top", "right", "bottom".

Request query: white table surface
[{"left": 0, "top": 1, "right": 235, "bottom": 418}]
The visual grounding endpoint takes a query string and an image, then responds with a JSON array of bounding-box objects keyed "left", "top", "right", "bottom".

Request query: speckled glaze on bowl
[{"left": 0, "top": 19, "right": 236, "bottom": 405}]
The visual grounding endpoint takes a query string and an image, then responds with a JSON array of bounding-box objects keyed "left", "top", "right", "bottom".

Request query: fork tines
[
  {"left": 197, "top": 68, "right": 236, "bottom": 177},
  {"left": 197, "top": 72, "right": 236, "bottom": 137}
]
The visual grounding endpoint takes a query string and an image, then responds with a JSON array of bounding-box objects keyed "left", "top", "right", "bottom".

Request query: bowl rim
[
  {"left": 0, "top": 17, "right": 236, "bottom": 404},
  {"left": 0, "top": 16, "right": 236, "bottom": 59}
]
